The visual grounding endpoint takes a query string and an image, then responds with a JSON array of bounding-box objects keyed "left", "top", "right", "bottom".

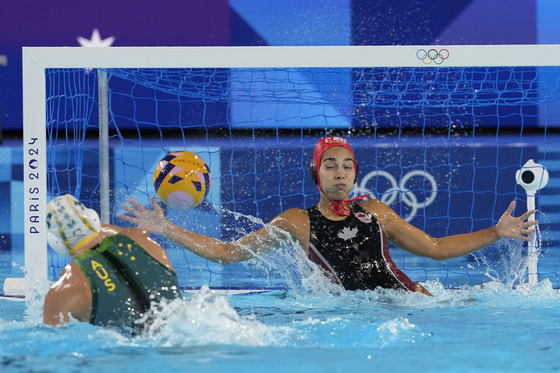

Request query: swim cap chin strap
[
  {"left": 67, "top": 232, "right": 100, "bottom": 256},
  {"left": 329, "top": 193, "right": 371, "bottom": 216}
]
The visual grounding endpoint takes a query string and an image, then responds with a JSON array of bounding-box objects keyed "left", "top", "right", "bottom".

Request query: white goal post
[{"left": 21, "top": 45, "right": 560, "bottom": 300}]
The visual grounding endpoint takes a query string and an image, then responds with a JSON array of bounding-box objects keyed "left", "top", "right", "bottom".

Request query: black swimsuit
[
  {"left": 74, "top": 234, "right": 181, "bottom": 330},
  {"left": 307, "top": 203, "right": 415, "bottom": 292}
]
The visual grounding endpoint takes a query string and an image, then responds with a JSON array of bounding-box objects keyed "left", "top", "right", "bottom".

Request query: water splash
[
  {"left": 203, "top": 206, "right": 556, "bottom": 301},
  {"left": 467, "top": 232, "right": 546, "bottom": 290},
  {"left": 376, "top": 317, "right": 422, "bottom": 347},
  {"left": 480, "top": 239, "right": 530, "bottom": 286},
  {"left": 221, "top": 209, "right": 346, "bottom": 297},
  {"left": 139, "top": 286, "right": 290, "bottom": 347}
]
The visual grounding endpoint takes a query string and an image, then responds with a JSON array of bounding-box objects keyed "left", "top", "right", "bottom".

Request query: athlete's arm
[
  {"left": 365, "top": 199, "right": 537, "bottom": 260},
  {"left": 120, "top": 196, "right": 309, "bottom": 264}
]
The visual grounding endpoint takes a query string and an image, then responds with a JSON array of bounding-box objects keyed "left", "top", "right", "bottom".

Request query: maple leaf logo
[{"left": 338, "top": 227, "right": 358, "bottom": 241}]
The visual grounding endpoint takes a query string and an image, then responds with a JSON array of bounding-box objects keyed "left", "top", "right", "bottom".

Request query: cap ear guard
[
  {"left": 309, "top": 161, "right": 318, "bottom": 184},
  {"left": 46, "top": 194, "right": 102, "bottom": 255},
  {"left": 308, "top": 160, "right": 359, "bottom": 185},
  {"left": 83, "top": 207, "right": 101, "bottom": 232},
  {"left": 46, "top": 225, "right": 72, "bottom": 255}
]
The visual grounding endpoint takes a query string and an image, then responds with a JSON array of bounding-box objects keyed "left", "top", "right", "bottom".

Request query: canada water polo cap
[
  {"left": 312, "top": 136, "right": 357, "bottom": 186},
  {"left": 311, "top": 137, "right": 369, "bottom": 216},
  {"left": 46, "top": 194, "right": 101, "bottom": 255}
]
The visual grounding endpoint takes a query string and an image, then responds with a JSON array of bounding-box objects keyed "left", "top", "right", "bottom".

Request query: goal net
[{"left": 22, "top": 46, "right": 560, "bottom": 299}]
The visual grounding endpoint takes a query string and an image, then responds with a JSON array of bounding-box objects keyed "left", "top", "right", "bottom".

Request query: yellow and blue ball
[{"left": 153, "top": 151, "right": 211, "bottom": 210}]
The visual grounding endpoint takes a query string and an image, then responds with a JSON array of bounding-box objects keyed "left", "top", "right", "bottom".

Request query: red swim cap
[
  {"left": 312, "top": 136, "right": 356, "bottom": 185},
  {"left": 311, "top": 137, "right": 368, "bottom": 216}
]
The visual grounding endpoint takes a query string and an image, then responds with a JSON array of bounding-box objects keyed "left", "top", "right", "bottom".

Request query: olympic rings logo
[
  {"left": 416, "top": 48, "right": 449, "bottom": 65},
  {"left": 354, "top": 170, "right": 438, "bottom": 222}
]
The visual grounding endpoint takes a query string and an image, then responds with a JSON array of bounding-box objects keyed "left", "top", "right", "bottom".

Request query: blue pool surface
[{"left": 1, "top": 277, "right": 560, "bottom": 372}]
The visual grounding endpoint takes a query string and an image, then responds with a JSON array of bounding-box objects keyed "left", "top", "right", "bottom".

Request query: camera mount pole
[{"left": 515, "top": 159, "right": 549, "bottom": 285}]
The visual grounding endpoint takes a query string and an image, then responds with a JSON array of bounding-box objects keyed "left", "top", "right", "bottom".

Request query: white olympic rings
[{"left": 354, "top": 170, "right": 438, "bottom": 222}]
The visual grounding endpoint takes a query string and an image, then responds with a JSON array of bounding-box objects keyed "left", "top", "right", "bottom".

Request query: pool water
[
  {"left": 1, "top": 278, "right": 560, "bottom": 373},
  {"left": 2, "top": 237, "right": 560, "bottom": 372}
]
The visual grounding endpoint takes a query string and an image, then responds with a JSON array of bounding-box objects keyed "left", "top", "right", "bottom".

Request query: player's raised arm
[
  {"left": 120, "top": 196, "right": 306, "bottom": 264},
  {"left": 373, "top": 199, "right": 537, "bottom": 260},
  {"left": 120, "top": 196, "right": 242, "bottom": 264}
]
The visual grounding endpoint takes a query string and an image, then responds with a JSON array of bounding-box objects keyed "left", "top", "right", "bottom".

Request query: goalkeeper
[
  {"left": 120, "top": 137, "right": 537, "bottom": 296},
  {"left": 43, "top": 194, "right": 181, "bottom": 330}
]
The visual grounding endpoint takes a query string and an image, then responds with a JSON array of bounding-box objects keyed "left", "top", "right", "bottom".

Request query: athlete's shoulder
[
  {"left": 358, "top": 198, "right": 398, "bottom": 222},
  {"left": 270, "top": 208, "right": 310, "bottom": 247},
  {"left": 359, "top": 198, "right": 412, "bottom": 234},
  {"left": 119, "top": 226, "right": 147, "bottom": 235},
  {"left": 43, "top": 264, "right": 92, "bottom": 325},
  {"left": 117, "top": 226, "right": 151, "bottom": 240},
  {"left": 46, "top": 263, "right": 90, "bottom": 305},
  {"left": 273, "top": 208, "right": 309, "bottom": 227},
  {"left": 108, "top": 227, "right": 154, "bottom": 248},
  {"left": 359, "top": 198, "right": 390, "bottom": 211}
]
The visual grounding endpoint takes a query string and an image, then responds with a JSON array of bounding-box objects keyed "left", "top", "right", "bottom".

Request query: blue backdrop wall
[{"left": 2, "top": 0, "right": 559, "bottom": 131}]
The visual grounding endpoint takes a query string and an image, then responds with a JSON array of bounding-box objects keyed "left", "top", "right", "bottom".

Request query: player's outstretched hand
[
  {"left": 119, "top": 196, "right": 168, "bottom": 235},
  {"left": 495, "top": 200, "right": 538, "bottom": 242}
]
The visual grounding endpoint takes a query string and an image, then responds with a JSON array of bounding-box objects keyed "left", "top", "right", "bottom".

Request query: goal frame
[{"left": 22, "top": 44, "right": 560, "bottom": 299}]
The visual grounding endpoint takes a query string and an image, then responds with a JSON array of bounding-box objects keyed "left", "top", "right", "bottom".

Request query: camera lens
[{"left": 521, "top": 170, "right": 535, "bottom": 185}]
